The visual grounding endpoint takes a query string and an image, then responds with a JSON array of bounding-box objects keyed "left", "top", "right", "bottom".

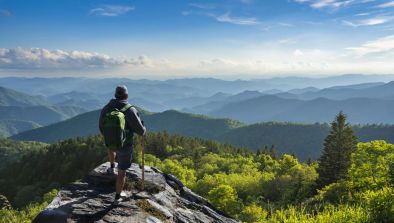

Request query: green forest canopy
[{"left": 0, "top": 132, "right": 393, "bottom": 223}]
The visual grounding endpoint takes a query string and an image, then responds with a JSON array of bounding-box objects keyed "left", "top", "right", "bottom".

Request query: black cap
[{"left": 115, "top": 85, "right": 128, "bottom": 99}]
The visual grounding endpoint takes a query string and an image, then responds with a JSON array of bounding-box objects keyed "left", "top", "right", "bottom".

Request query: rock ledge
[{"left": 33, "top": 162, "right": 239, "bottom": 223}]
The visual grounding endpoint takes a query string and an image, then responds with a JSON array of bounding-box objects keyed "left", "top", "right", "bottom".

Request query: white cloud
[
  {"left": 293, "top": 49, "right": 304, "bottom": 56},
  {"left": 376, "top": 1, "right": 394, "bottom": 8},
  {"left": 346, "top": 35, "right": 394, "bottom": 56},
  {"left": 215, "top": 12, "right": 259, "bottom": 25},
  {"left": 0, "top": 48, "right": 150, "bottom": 70},
  {"left": 89, "top": 5, "right": 134, "bottom": 17},
  {"left": 294, "top": 0, "right": 354, "bottom": 9},
  {"left": 355, "top": 12, "right": 370, "bottom": 16},
  {"left": 294, "top": 0, "right": 381, "bottom": 9},
  {"left": 342, "top": 15, "right": 393, "bottom": 27},
  {"left": 1, "top": 47, "right": 393, "bottom": 78}
]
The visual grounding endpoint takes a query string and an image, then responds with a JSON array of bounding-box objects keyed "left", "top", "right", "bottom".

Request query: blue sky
[{"left": 0, "top": 0, "right": 394, "bottom": 79}]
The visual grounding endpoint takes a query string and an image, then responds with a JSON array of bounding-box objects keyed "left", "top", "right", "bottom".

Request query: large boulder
[{"left": 33, "top": 162, "right": 239, "bottom": 223}]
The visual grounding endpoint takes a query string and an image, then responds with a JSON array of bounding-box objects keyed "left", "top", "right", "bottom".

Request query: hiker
[{"left": 99, "top": 85, "right": 146, "bottom": 203}]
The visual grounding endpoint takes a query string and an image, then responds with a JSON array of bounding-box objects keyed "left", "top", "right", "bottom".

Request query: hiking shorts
[{"left": 117, "top": 145, "right": 133, "bottom": 170}]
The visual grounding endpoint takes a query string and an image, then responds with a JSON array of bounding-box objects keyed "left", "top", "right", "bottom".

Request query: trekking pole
[{"left": 141, "top": 135, "right": 145, "bottom": 191}]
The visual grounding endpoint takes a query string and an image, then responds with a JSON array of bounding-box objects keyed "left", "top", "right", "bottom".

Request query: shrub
[
  {"left": 362, "top": 187, "right": 394, "bottom": 223},
  {"left": 239, "top": 203, "right": 268, "bottom": 223}
]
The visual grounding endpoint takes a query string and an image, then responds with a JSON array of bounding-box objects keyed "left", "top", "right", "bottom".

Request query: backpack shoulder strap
[{"left": 120, "top": 104, "right": 132, "bottom": 113}]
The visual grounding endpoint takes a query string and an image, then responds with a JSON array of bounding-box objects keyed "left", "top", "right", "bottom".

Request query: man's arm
[
  {"left": 98, "top": 105, "right": 107, "bottom": 135},
  {"left": 125, "top": 107, "right": 146, "bottom": 136}
]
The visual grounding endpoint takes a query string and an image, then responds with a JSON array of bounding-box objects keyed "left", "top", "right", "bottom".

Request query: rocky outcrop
[{"left": 33, "top": 162, "right": 239, "bottom": 223}]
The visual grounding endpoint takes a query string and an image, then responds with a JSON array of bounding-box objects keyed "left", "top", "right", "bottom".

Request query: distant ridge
[
  {"left": 208, "top": 95, "right": 394, "bottom": 124},
  {"left": 0, "top": 86, "right": 49, "bottom": 107},
  {"left": 0, "top": 86, "right": 88, "bottom": 137},
  {"left": 12, "top": 109, "right": 244, "bottom": 144},
  {"left": 0, "top": 120, "right": 41, "bottom": 137},
  {"left": 12, "top": 108, "right": 394, "bottom": 160}
]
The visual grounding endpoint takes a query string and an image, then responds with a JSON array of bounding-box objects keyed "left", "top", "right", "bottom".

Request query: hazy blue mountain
[
  {"left": 328, "top": 82, "right": 384, "bottom": 90},
  {"left": 208, "top": 95, "right": 303, "bottom": 122},
  {"left": 129, "top": 97, "right": 167, "bottom": 112},
  {"left": 0, "top": 120, "right": 41, "bottom": 137},
  {"left": 288, "top": 87, "right": 319, "bottom": 94},
  {"left": 261, "top": 89, "right": 283, "bottom": 94},
  {"left": 165, "top": 74, "right": 394, "bottom": 92},
  {"left": 262, "top": 74, "right": 393, "bottom": 90},
  {"left": 0, "top": 86, "right": 49, "bottom": 107},
  {"left": 163, "top": 92, "right": 231, "bottom": 110},
  {"left": 48, "top": 91, "right": 106, "bottom": 110},
  {"left": 0, "top": 77, "right": 205, "bottom": 101},
  {"left": 209, "top": 95, "right": 394, "bottom": 124},
  {"left": 272, "top": 97, "right": 393, "bottom": 124},
  {"left": 0, "top": 105, "right": 87, "bottom": 126},
  {"left": 0, "top": 77, "right": 87, "bottom": 96},
  {"left": 187, "top": 90, "right": 265, "bottom": 114},
  {"left": 2, "top": 75, "right": 392, "bottom": 98},
  {"left": 296, "top": 81, "right": 394, "bottom": 100}
]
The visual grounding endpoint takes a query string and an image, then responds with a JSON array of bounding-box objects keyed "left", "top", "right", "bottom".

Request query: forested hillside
[
  {"left": 12, "top": 109, "right": 394, "bottom": 160},
  {"left": 0, "top": 120, "right": 41, "bottom": 137},
  {"left": 0, "top": 86, "right": 49, "bottom": 107},
  {"left": 11, "top": 109, "right": 245, "bottom": 143},
  {"left": 1, "top": 132, "right": 393, "bottom": 222},
  {"left": 0, "top": 87, "right": 88, "bottom": 137}
]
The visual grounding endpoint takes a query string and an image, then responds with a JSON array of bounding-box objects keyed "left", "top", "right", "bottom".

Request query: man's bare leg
[
  {"left": 115, "top": 169, "right": 126, "bottom": 202},
  {"left": 107, "top": 150, "right": 116, "bottom": 174},
  {"left": 116, "top": 169, "right": 126, "bottom": 194},
  {"left": 108, "top": 150, "right": 116, "bottom": 165}
]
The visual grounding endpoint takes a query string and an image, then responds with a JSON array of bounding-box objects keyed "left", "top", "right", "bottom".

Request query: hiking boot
[
  {"left": 114, "top": 193, "right": 126, "bottom": 204},
  {"left": 106, "top": 167, "right": 115, "bottom": 175},
  {"left": 114, "top": 196, "right": 124, "bottom": 205}
]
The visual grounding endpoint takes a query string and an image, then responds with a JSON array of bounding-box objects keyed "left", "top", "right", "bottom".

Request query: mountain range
[
  {"left": 1, "top": 75, "right": 393, "bottom": 113},
  {"left": 12, "top": 108, "right": 394, "bottom": 160},
  {"left": 3, "top": 75, "right": 394, "bottom": 160}
]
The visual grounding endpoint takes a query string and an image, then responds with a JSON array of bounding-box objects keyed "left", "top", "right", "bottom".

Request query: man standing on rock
[{"left": 99, "top": 85, "right": 146, "bottom": 203}]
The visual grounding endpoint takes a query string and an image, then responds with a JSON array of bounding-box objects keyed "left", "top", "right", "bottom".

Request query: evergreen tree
[{"left": 317, "top": 112, "right": 358, "bottom": 188}]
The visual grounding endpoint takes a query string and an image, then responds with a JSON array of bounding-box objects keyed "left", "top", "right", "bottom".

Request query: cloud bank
[
  {"left": 0, "top": 46, "right": 393, "bottom": 78},
  {"left": 0, "top": 48, "right": 149, "bottom": 70},
  {"left": 346, "top": 35, "right": 394, "bottom": 56}
]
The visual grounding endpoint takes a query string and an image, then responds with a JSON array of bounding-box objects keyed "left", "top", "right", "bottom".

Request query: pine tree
[{"left": 317, "top": 112, "right": 358, "bottom": 188}]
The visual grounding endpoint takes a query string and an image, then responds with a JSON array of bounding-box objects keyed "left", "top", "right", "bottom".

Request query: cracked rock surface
[{"left": 33, "top": 162, "right": 239, "bottom": 223}]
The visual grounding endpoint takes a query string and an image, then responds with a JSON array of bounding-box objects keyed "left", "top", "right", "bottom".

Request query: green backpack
[{"left": 102, "top": 104, "right": 132, "bottom": 151}]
